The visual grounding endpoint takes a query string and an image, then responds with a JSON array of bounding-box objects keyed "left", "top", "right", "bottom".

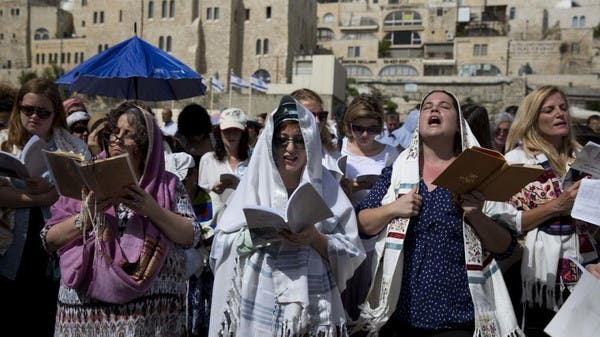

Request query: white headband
[{"left": 66, "top": 110, "right": 91, "bottom": 127}]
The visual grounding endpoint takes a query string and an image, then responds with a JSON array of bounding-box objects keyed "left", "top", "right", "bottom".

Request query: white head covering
[
  {"left": 164, "top": 152, "right": 195, "bottom": 181},
  {"left": 66, "top": 110, "right": 91, "bottom": 127}
]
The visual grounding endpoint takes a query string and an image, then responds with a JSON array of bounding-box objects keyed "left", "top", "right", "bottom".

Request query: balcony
[
  {"left": 457, "top": 21, "right": 507, "bottom": 37},
  {"left": 340, "top": 17, "right": 379, "bottom": 31}
]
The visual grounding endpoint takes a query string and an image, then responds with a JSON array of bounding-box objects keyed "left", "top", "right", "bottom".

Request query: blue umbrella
[{"left": 56, "top": 36, "right": 206, "bottom": 101}]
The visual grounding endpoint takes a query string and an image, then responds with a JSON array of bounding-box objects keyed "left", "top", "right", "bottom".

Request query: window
[
  {"left": 34, "top": 28, "right": 50, "bottom": 40},
  {"left": 296, "top": 61, "right": 313, "bottom": 75},
  {"left": 80, "top": 52, "right": 84, "bottom": 62},
  {"left": 345, "top": 65, "right": 373, "bottom": 77},
  {"left": 93, "top": 12, "right": 97, "bottom": 24},
  {"left": 159, "top": 36, "right": 164, "bottom": 49},
  {"left": 572, "top": 16, "right": 578, "bottom": 27},
  {"left": 82, "top": 20, "right": 86, "bottom": 27},
  {"left": 384, "top": 31, "right": 421, "bottom": 45},
  {"left": 266, "top": 6, "right": 271, "bottom": 19},
  {"left": 148, "top": 1, "right": 154, "bottom": 18},
  {"left": 36, "top": 54, "right": 40, "bottom": 65},
  {"left": 347, "top": 46, "right": 360, "bottom": 58},
  {"left": 214, "top": 7, "right": 220, "bottom": 19},
  {"left": 100, "top": 11, "right": 104, "bottom": 23},
  {"left": 458, "top": 64, "right": 501, "bottom": 76},
  {"left": 323, "top": 13, "right": 334, "bottom": 23},
  {"left": 473, "top": 44, "right": 488, "bottom": 56},
  {"left": 437, "top": 8, "right": 443, "bottom": 16},
  {"left": 166, "top": 36, "right": 172, "bottom": 51},
  {"left": 384, "top": 11, "right": 422, "bottom": 26},
  {"left": 169, "top": 1, "right": 175, "bottom": 17},
  {"left": 389, "top": 0, "right": 399, "bottom": 4},
  {"left": 571, "top": 42, "right": 580, "bottom": 54},
  {"left": 206, "top": 7, "right": 212, "bottom": 20},
  {"left": 82, "top": 0, "right": 87, "bottom": 5},
  {"left": 254, "top": 69, "right": 271, "bottom": 83},
  {"left": 317, "top": 28, "right": 334, "bottom": 41},
  {"left": 104, "top": 44, "right": 108, "bottom": 50},
  {"left": 74, "top": 53, "right": 78, "bottom": 63},
  {"left": 263, "top": 39, "right": 269, "bottom": 54},
  {"left": 509, "top": 7, "right": 515, "bottom": 20},
  {"left": 245, "top": 9, "right": 250, "bottom": 21},
  {"left": 256, "top": 39, "right": 262, "bottom": 54},
  {"left": 41, "top": 54, "right": 45, "bottom": 64},
  {"left": 192, "top": 0, "right": 199, "bottom": 20},
  {"left": 579, "top": 16, "right": 585, "bottom": 27},
  {"left": 161, "top": 1, "right": 167, "bottom": 17},
  {"left": 380, "top": 65, "right": 418, "bottom": 76},
  {"left": 67, "top": 53, "right": 71, "bottom": 64},
  {"left": 0, "top": 33, "right": 3, "bottom": 40},
  {"left": 119, "top": 10, "right": 123, "bottom": 22}
]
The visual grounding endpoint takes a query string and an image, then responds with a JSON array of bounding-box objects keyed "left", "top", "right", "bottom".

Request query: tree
[
  {"left": 42, "top": 64, "right": 65, "bottom": 82},
  {"left": 378, "top": 40, "right": 391, "bottom": 58},
  {"left": 385, "top": 100, "right": 398, "bottom": 113},
  {"left": 18, "top": 70, "right": 38, "bottom": 85}
]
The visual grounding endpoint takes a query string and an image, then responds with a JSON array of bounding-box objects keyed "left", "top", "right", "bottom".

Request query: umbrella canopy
[{"left": 56, "top": 36, "right": 206, "bottom": 101}]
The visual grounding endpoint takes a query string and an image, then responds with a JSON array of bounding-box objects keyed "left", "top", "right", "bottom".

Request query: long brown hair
[
  {"left": 291, "top": 88, "right": 336, "bottom": 153},
  {"left": 2, "top": 78, "right": 66, "bottom": 151}
]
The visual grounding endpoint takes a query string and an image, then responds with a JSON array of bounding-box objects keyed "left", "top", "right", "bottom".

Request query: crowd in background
[{"left": 0, "top": 78, "right": 599, "bottom": 337}]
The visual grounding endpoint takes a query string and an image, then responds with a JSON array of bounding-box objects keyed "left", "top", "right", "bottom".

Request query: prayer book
[
  {"left": 43, "top": 150, "right": 138, "bottom": 200},
  {"left": 243, "top": 182, "right": 334, "bottom": 246},
  {"left": 432, "top": 146, "right": 545, "bottom": 202},
  {"left": 328, "top": 155, "right": 380, "bottom": 188},
  {"left": 0, "top": 135, "right": 47, "bottom": 179},
  {"left": 570, "top": 141, "right": 600, "bottom": 178},
  {"left": 219, "top": 173, "right": 240, "bottom": 190}
]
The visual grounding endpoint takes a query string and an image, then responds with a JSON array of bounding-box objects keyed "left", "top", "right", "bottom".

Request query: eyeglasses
[
  {"left": 70, "top": 125, "right": 89, "bottom": 134},
  {"left": 20, "top": 105, "right": 53, "bottom": 119},
  {"left": 108, "top": 132, "right": 135, "bottom": 144},
  {"left": 350, "top": 124, "right": 382, "bottom": 135},
  {"left": 312, "top": 110, "right": 328, "bottom": 122},
  {"left": 274, "top": 135, "right": 305, "bottom": 149},
  {"left": 495, "top": 127, "right": 510, "bottom": 136}
]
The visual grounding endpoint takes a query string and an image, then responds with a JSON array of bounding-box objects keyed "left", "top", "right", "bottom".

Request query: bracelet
[{"left": 74, "top": 214, "right": 83, "bottom": 231}]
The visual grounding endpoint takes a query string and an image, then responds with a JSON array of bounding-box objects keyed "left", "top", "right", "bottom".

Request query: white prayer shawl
[
  {"left": 504, "top": 147, "right": 598, "bottom": 310},
  {"left": 208, "top": 99, "right": 365, "bottom": 337},
  {"left": 351, "top": 91, "right": 523, "bottom": 337}
]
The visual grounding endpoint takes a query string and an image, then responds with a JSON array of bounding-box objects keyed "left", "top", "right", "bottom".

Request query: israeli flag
[
  {"left": 230, "top": 73, "right": 249, "bottom": 89},
  {"left": 250, "top": 75, "right": 268, "bottom": 92},
  {"left": 211, "top": 76, "right": 224, "bottom": 92}
]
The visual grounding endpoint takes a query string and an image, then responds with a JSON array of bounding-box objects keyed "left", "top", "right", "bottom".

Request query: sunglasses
[
  {"left": 274, "top": 135, "right": 305, "bottom": 149},
  {"left": 495, "top": 127, "right": 509, "bottom": 136},
  {"left": 20, "top": 105, "right": 53, "bottom": 119},
  {"left": 351, "top": 124, "right": 382, "bottom": 135},
  {"left": 70, "top": 125, "right": 88, "bottom": 134},
  {"left": 312, "top": 110, "right": 328, "bottom": 122}
]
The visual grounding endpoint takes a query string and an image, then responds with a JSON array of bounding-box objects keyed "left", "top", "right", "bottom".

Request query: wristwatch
[{"left": 74, "top": 215, "right": 83, "bottom": 231}]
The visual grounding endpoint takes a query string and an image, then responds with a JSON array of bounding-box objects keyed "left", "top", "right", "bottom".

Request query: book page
[
  {"left": 356, "top": 174, "right": 380, "bottom": 188},
  {"left": 77, "top": 153, "right": 137, "bottom": 200},
  {"left": 21, "top": 135, "right": 48, "bottom": 177},
  {"left": 0, "top": 152, "right": 29, "bottom": 179},
  {"left": 243, "top": 206, "right": 286, "bottom": 246},
  {"left": 337, "top": 155, "right": 348, "bottom": 175},
  {"left": 42, "top": 150, "right": 85, "bottom": 199},
  {"left": 571, "top": 179, "right": 600, "bottom": 227},
  {"left": 286, "top": 182, "right": 334, "bottom": 233},
  {"left": 571, "top": 141, "right": 600, "bottom": 178},
  {"left": 219, "top": 173, "right": 240, "bottom": 190},
  {"left": 544, "top": 271, "right": 600, "bottom": 337},
  {"left": 479, "top": 164, "right": 545, "bottom": 201}
]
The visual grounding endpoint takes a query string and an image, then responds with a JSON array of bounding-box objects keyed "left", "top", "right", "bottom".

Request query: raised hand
[{"left": 394, "top": 185, "right": 422, "bottom": 218}]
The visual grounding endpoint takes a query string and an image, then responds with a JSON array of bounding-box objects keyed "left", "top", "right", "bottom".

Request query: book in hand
[
  {"left": 570, "top": 141, "right": 600, "bottom": 179},
  {"left": 0, "top": 135, "right": 48, "bottom": 179},
  {"left": 432, "top": 146, "right": 545, "bottom": 202},
  {"left": 219, "top": 173, "right": 240, "bottom": 190},
  {"left": 328, "top": 155, "right": 347, "bottom": 182},
  {"left": 242, "top": 182, "right": 334, "bottom": 246},
  {"left": 43, "top": 150, "right": 138, "bottom": 200},
  {"left": 355, "top": 174, "right": 380, "bottom": 188}
]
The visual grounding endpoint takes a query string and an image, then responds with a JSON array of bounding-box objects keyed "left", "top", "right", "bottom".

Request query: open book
[
  {"left": 0, "top": 135, "right": 48, "bottom": 179},
  {"left": 242, "top": 182, "right": 334, "bottom": 246},
  {"left": 328, "top": 155, "right": 380, "bottom": 188},
  {"left": 571, "top": 141, "right": 600, "bottom": 178},
  {"left": 219, "top": 173, "right": 240, "bottom": 190},
  {"left": 432, "top": 146, "right": 545, "bottom": 201},
  {"left": 43, "top": 150, "right": 138, "bottom": 200}
]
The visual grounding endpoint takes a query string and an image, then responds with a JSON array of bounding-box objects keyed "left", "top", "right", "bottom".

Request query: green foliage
[
  {"left": 385, "top": 100, "right": 398, "bottom": 113},
  {"left": 378, "top": 40, "right": 391, "bottom": 58},
  {"left": 586, "top": 101, "right": 600, "bottom": 112},
  {"left": 42, "top": 64, "right": 65, "bottom": 82},
  {"left": 18, "top": 70, "right": 38, "bottom": 86},
  {"left": 594, "top": 23, "right": 600, "bottom": 39}
]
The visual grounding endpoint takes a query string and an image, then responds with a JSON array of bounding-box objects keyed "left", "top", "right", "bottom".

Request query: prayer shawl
[
  {"left": 208, "top": 98, "right": 365, "bottom": 337},
  {"left": 351, "top": 91, "right": 523, "bottom": 337},
  {"left": 0, "top": 127, "right": 89, "bottom": 280},
  {"left": 504, "top": 147, "right": 598, "bottom": 310},
  {"left": 47, "top": 108, "right": 178, "bottom": 304}
]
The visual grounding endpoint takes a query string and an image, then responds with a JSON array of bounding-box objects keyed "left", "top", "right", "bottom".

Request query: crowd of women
[{"left": 0, "top": 77, "right": 598, "bottom": 337}]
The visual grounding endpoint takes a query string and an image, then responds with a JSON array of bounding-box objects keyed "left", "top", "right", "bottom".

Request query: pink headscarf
[{"left": 47, "top": 105, "right": 178, "bottom": 303}]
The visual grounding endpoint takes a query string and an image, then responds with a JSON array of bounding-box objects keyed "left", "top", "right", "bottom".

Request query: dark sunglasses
[
  {"left": 20, "top": 105, "right": 53, "bottom": 119},
  {"left": 70, "top": 125, "right": 89, "bottom": 134},
  {"left": 351, "top": 124, "right": 382, "bottom": 135},
  {"left": 495, "top": 127, "right": 509, "bottom": 136},
  {"left": 274, "top": 135, "right": 305, "bottom": 149},
  {"left": 312, "top": 110, "right": 328, "bottom": 122}
]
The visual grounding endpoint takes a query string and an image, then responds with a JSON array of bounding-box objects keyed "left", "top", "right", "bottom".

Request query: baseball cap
[
  {"left": 219, "top": 107, "right": 247, "bottom": 130},
  {"left": 273, "top": 96, "right": 299, "bottom": 128}
]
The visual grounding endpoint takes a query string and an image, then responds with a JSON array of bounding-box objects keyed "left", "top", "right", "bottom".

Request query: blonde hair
[
  {"left": 506, "top": 85, "right": 579, "bottom": 176},
  {"left": 342, "top": 94, "right": 384, "bottom": 141}
]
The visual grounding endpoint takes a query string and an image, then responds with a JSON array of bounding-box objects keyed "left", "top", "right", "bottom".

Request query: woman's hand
[
  {"left": 280, "top": 226, "right": 319, "bottom": 246},
  {"left": 25, "top": 177, "right": 53, "bottom": 195},
  {"left": 118, "top": 185, "right": 160, "bottom": 218},
  {"left": 212, "top": 181, "right": 225, "bottom": 195},
  {"left": 586, "top": 263, "right": 600, "bottom": 279},
  {"left": 392, "top": 186, "right": 422, "bottom": 218},
  {"left": 554, "top": 179, "right": 581, "bottom": 215},
  {"left": 460, "top": 191, "right": 485, "bottom": 218}
]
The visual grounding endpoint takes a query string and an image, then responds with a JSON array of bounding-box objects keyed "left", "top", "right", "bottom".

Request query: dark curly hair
[{"left": 104, "top": 102, "right": 150, "bottom": 170}]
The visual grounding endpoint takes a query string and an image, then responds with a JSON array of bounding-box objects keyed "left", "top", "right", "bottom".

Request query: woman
[
  {"left": 208, "top": 96, "right": 365, "bottom": 337},
  {"left": 197, "top": 107, "right": 249, "bottom": 227},
  {"left": 43, "top": 102, "right": 201, "bottom": 336},
  {"left": 63, "top": 97, "right": 91, "bottom": 143},
  {"left": 0, "top": 78, "right": 89, "bottom": 336},
  {"left": 490, "top": 111, "right": 514, "bottom": 154},
  {"left": 462, "top": 103, "right": 492, "bottom": 149},
  {"left": 504, "top": 86, "right": 598, "bottom": 336},
  {"left": 291, "top": 88, "right": 341, "bottom": 172},
  {"left": 341, "top": 94, "right": 399, "bottom": 206},
  {"left": 351, "top": 90, "right": 522, "bottom": 337}
]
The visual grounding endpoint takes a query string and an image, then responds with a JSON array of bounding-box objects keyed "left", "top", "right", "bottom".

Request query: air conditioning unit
[{"left": 446, "top": 32, "right": 455, "bottom": 40}]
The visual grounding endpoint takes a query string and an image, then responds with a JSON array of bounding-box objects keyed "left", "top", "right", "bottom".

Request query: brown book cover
[
  {"left": 43, "top": 150, "right": 138, "bottom": 200},
  {"left": 432, "top": 146, "right": 545, "bottom": 201}
]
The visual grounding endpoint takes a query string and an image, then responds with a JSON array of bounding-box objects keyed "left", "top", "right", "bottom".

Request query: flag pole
[
  {"left": 248, "top": 78, "right": 252, "bottom": 115},
  {"left": 228, "top": 69, "right": 233, "bottom": 107}
]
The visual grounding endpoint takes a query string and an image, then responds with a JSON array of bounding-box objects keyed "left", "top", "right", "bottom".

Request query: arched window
[
  {"left": 148, "top": 1, "right": 154, "bottom": 18},
  {"left": 344, "top": 65, "right": 373, "bottom": 77},
  {"left": 263, "top": 39, "right": 269, "bottom": 54},
  {"left": 169, "top": 1, "right": 175, "bottom": 17},
  {"left": 458, "top": 64, "right": 502, "bottom": 76},
  {"left": 323, "top": 13, "right": 334, "bottom": 24},
  {"left": 317, "top": 28, "right": 334, "bottom": 41},
  {"left": 384, "top": 11, "right": 422, "bottom": 26},
  {"left": 158, "top": 36, "right": 164, "bottom": 50},
  {"left": 253, "top": 69, "right": 271, "bottom": 83},
  {"left": 34, "top": 28, "right": 50, "bottom": 40},
  {"left": 379, "top": 65, "right": 418, "bottom": 76},
  {"left": 579, "top": 16, "right": 585, "bottom": 27},
  {"left": 572, "top": 16, "right": 578, "bottom": 27},
  {"left": 166, "top": 36, "right": 172, "bottom": 51},
  {"left": 256, "top": 39, "right": 262, "bottom": 55},
  {"left": 161, "top": 0, "right": 167, "bottom": 17},
  {"left": 384, "top": 31, "right": 421, "bottom": 46}
]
